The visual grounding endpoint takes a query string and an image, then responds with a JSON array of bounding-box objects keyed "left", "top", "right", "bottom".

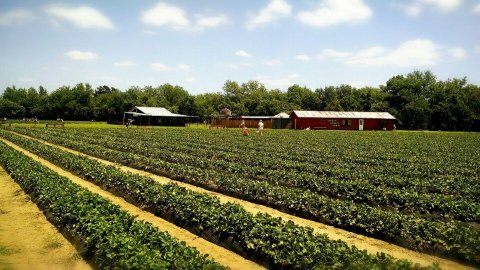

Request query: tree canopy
[{"left": 1, "top": 71, "right": 479, "bottom": 131}]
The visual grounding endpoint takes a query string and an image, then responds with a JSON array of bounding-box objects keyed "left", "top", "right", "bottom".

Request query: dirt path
[
  {"left": 0, "top": 138, "right": 263, "bottom": 270},
  {"left": 7, "top": 133, "right": 475, "bottom": 270},
  {"left": 0, "top": 167, "right": 91, "bottom": 270}
]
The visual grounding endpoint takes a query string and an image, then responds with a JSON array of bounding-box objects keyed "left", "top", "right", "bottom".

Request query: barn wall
[{"left": 291, "top": 115, "right": 394, "bottom": 130}]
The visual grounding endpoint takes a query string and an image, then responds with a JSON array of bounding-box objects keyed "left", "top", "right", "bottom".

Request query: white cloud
[
  {"left": 295, "top": 53, "right": 311, "bottom": 61},
  {"left": 45, "top": 5, "right": 114, "bottom": 29},
  {"left": 141, "top": 2, "right": 190, "bottom": 29},
  {"left": 397, "top": 0, "right": 462, "bottom": 16},
  {"left": 141, "top": 3, "right": 228, "bottom": 31},
  {"left": 0, "top": 9, "right": 35, "bottom": 26},
  {"left": 475, "top": 46, "right": 480, "bottom": 54},
  {"left": 319, "top": 49, "right": 354, "bottom": 61},
  {"left": 235, "top": 50, "right": 252, "bottom": 58},
  {"left": 177, "top": 64, "right": 191, "bottom": 71},
  {"left": 420, "top": 0, "right": 462, "bottom": 12},
  {"left": 298, "top": 0, "right": 372, "bottom": 27},
  {"left": 246, "top": 0, "right": 292, "bottom": 30},
  {"left": 264, "top": 59, "right": 281, "bottom": 66},
  {"left": 65, "top": 50, "right": 98, "bottom": 61},
  {"left": 256, "top": 73, "right": 300, "bottom": 89},
  {"left": 448, "top": 47, "right": 467, "bottom": 60},
  {"left": 320, "top": 39, "right": 441, "bottom": 67},
  {"left": 113, "top": 60, "right": 136, "bottom": 67},
  {"left": 195, "top": 14, "right": 229, "bottom": 29},
  {"left": 474, "top": 3, "right": 480, "bottom": 14},
  {"left": 151, "top": 63, "right": 191, "bottom": 72}
]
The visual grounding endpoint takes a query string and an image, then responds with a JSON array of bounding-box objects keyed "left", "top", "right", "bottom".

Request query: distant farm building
[
  {"left": 272, "top": 112, "right": 291, "bottom": 129},
  {"left": 211, "top": 115, "right": 273, "bottom": 128},
  {"left": 210, "top": 107, "right": 273, "bottom": 128},
  {"left": 290, "top": 111, "right": 396, "bottom": 131},
  {"left": 124, "top": 106, "right": 196, "bottom": 126}
]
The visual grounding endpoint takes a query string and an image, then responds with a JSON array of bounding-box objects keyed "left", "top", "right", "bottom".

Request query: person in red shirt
[{"left": 242, "top": 126, "right": 249, "bottom": 136}]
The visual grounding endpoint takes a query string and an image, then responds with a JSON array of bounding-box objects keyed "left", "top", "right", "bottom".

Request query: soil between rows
[
  {"left": 5, "top": 132, "right": 476, "bottom": 270},
  {"left": 0, "top": 167, "right": 91, "bottom": 270},
  {"left": 0, "top": 138, "right": 264, "bottom": 270}
]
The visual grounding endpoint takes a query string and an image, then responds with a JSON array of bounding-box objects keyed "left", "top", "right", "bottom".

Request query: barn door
[{"left": 359, "top": 119, "right": 364, "bottom": 130}]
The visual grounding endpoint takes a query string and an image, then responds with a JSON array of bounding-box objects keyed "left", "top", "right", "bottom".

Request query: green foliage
[
  {"left": 0, "top": 140, "right": 224, "bottom": 270},
  {"left": 0, "top": 129, "right": 441, "bottom": 269},
  {"left": 1, "top": 70, "right": 479, "bottom": 130},
  {"left": 4, "top": 127, "right": 479, "bottom": 266}
]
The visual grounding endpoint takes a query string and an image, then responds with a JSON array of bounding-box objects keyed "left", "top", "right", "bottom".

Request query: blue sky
[{"left": 0, "top": 0, "right": 479, "bottom": 94}]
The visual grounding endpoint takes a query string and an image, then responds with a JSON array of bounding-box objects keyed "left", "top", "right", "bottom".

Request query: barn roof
[
  {"left": 292, "top": 111, "right": 395, "bottom": 120},
  {"left": 127, "top": 107, "right": 194, "bottom": 117},
  {"left": 272, "top": 112, "right": 289, "bottom": 118}
]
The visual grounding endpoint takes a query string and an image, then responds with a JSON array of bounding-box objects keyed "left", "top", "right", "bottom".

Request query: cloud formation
[
  {"left": 141, "top": 2, "right": 228, "bottom": 31},
  {"left": 298, "top": 0, "right": 372, "bottom": 27},
  {"left": 0, "top": 9, "right": 35, "bottom": 26},
  {"left": 246, "top": 0, "right": 292, "bottom": 29},
  {"left": 474, "top": 3, "right": 480, "bottom": 14},
  {"left": 195, "top": 14, "right": 229, "bottom": 29},
  {"left": 397, "top": 0, "right": 463, "bottom": 16},
  {"left": 141, "top": 2, "right": 189, "bottom": 29},
  {"left": 320, "top": 39, "right": 442, "bottom": 67},
  {"left": 46, "top": 5, "right": 115, "bottom": 29},
  {"left": 448, "top": 47, "right": 467, "bottom": 60},
  {"left": 65, "top": 50, "right": 98, "bottom": 61},
  {"left": 235, "top": 50, "right": 252, "bottom": 58},
  {"left": 295, "top": 54, "right": 311, "bottom": 61}
]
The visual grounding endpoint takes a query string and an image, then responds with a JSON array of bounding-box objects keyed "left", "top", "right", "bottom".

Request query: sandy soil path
[
  {"left": 0, "top": 138, "right": 264, "bottom": 270},
  {"left": 6, "top": 132, "right": 476, "bottom": 270},
  {"left": 0, "top": 167, "right": 91, "bottom": 270}
]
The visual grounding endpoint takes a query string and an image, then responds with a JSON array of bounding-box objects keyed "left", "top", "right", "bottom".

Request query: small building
[
  {"left": 211, "top": 115, "right": 272, "bottom": 128},
  {"left": 272, "top": 112, "right": 291, "bottom": 129},
  {"left": 210, "top": 107, "right": 273, "bottom": 128},
  {"left": 124, "top": 106, "right": 196, "bottom": 126},
  {"left": 290, "top": 111, "right": 396, "bottom": 130}
]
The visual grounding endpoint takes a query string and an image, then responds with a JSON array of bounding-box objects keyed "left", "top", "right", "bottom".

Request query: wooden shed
[
  {"left": 124, "top": 106, "right": 196, "bottom": 127},
  {"left": 290, "top": 111, "right": 396, "bottom": 131},
  {"left": 211, "top": 115, "right": 272, "bottom": 128}
]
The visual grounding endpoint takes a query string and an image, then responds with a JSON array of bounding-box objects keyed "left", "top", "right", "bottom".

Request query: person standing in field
[
  {"left": 242, "top": 126, "right": 249, "bottom": 136},
  {"left": 240, "top": 119, "right": 245, "bottom": 128},
  {"left": 257, "top": 120, "right": 264, "bottom": 136}
]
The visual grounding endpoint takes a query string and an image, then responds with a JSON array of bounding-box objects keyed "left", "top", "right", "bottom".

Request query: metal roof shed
[
  {"left": 291, "top": 111, "right": 396, "bottom": 131},
  {"left": 124, "top": 106, "right": 196, "bottom": 127}
]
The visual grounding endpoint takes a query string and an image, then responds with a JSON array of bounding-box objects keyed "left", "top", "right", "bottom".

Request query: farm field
[
  {"left": 0, "top": 126, "right": 478, "bottom": 269},
  {"left": 0, "top": 167, "right": 91, "bottom": 270}
]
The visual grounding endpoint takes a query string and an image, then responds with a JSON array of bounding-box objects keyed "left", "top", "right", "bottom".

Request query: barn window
[
  {"left": 342, "top": 119, "right": 351, "bottom": 127},
  {"left": 328, "top": 119, "right": 339, "bottom": 127}
]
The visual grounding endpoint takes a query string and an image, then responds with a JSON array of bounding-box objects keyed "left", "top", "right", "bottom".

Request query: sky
[{"left": 0, "top": 0, "right": 479, "bottom": 94}]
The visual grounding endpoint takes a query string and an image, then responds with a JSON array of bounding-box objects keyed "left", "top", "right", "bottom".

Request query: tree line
[{"left": 1, "top": 71, "right": 479, "bottom": 131}]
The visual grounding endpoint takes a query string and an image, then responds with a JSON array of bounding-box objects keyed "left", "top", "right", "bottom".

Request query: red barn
[{"left": 290, "top": 111, "right": 396, "bottom": 131}]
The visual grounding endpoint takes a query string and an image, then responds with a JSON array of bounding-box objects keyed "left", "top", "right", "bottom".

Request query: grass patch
[
  {"left": 0, "top": 246, "right": 14, "bottom": 256},
  {"left": 45, "top": 240, "right": 62, "bottom": 250}
]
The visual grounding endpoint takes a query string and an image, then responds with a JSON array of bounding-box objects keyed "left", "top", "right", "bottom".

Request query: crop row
[
  {"left": 30, "top": 127, "right": 478, "bottom": 222},
  {"left": 0, "top": 141, "right": 224, "bottom": 270},
  {"left": 0, "top": 129, "right": 435, "bottom": 270},
  {"left": 2, "top": 128, "right": 479, "bottom": 266}
]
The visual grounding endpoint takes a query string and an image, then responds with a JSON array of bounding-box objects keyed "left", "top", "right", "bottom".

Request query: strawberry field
[{"left": 0, "top": 126, "right": 479, "bottom": 269}]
